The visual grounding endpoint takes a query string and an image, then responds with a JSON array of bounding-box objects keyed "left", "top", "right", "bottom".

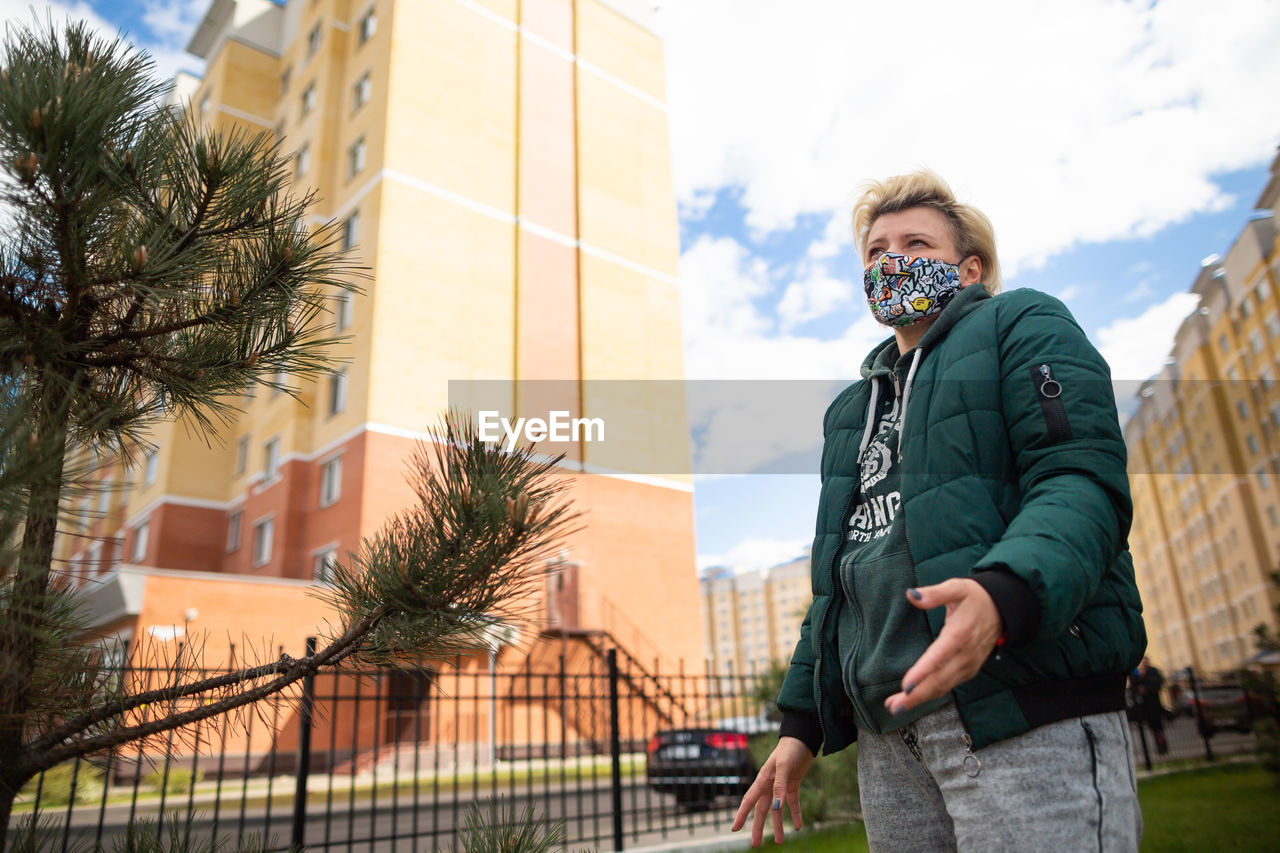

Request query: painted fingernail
[
  {"left": 905, "top": 682, "right": 916, "bottom": 695},
  {"left": 908, "top": 588, "right": 923, "bottom": 601},
  {"left": 771, "top": 798, "right": 781, "bottom": 811}
]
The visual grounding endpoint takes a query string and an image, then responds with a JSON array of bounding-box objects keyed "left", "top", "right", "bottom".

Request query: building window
[
  {"left": 320, "top": 456, "right": 342, "bottom": 508},
  {"left": 328, "top": 368, "right": 348, "bottom": 416},
  {"left": 348, "top": 136, "right": 366, "bottom": 179},
  {"left": 353, "top": 71, "right": 371, "bottom": 112},
  {"left": 252, "top": 518, "right": 274, "bottom": 567},
  {"left": 1237, "top": 400, "right": 1249, "bottom": 420},
  {"left": 264, "top": 437, "right": 280, "bottom": 480},
  {"left": 235, "top": 436, "right": 250, "bottom": 476},
  {"left": 335, "top": 292, "right": 353, "bottom": 331},
  {"left": 1268, "top": 312, "right": 1280, "bottom": 339},
  {"left": 301, "top": 81, "right": 316, "bottom": 117},
  {"left": 1219, "top": 333, "right": 1230, "bottom": 354},
  {"left": 199, "top": 93, "right": 212, "bottom": 119},
  {"left": 307, "top": 21, "right": 322, "bottom": 58},
  {"left": 313, "top": 548, "right": 338, "bottom": 583},
  {"left": 1270, "top": 505, "right": 1279, "bottom": 527},
  {"left": 1252, "top": 330, "right": 1264, "bottom": 354},
  {"left": 296, "top": 142, "right": 310, "bottom": 177},
  {"left": 358, "top": 7, "right": 377, "bottom": 44},
  {"left": 131, "top": 521, "right": 149, "bottom": 563},
  {"left": 342, "top": 210, "right": 359, "bottom": 251},
  {"left": 1260, "top": 469, "right": 1271, "bottom": 490},
  {"left": 143, "top": 448, "right": 158, "bottom": 487},
  {"left": 227, "top": 511, "right": 243, "bottom": 553},
  {"left": 272, "top": 367, "right": 288, "bottom": 398},
  {"left": 1247, "top": 434, "right": 1260, "bottom": 455},
  {"left": 280, "top": 65, "right": 292, "bottom": 95},
  {"left": 1240, "top": 298, "right": 1253, "bottom": 319},
  {"left": 98, "top": 477, "right": 112, "bottom": 515}
]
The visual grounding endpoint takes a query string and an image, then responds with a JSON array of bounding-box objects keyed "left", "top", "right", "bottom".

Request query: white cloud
[
  {"left": 777, "top": 272, "right": 853, "bottom": 332},
  {"left": 654, "top": 0, "right": 1280, "bottom": 276},
  {"left": 1054, "top": 284, "right": 1084, "bottom": 305},
  {"left": 1, "top": 1, "right": 205, "bottom": 88},
  {"left": 140, "top": 0, "right": 205, "bottom": 43},
  {"left": 1123, "top": 276, "right": 1160, "bottom": 303},
  {"left": 697, "top": 535, "right": 810, "bottom": 575},
  {"left": 1097, "top": 291, "right": 1201, "bottom": 381},
  {"left": 678, "top": 234, "right": 887, "bottom": 379},
  {"left": 806, "top": 212, "right": 852, "bottom": 261}
]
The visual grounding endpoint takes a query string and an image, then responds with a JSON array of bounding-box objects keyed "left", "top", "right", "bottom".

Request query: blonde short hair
[{"left": 851, "top": 170, "right": 1002, "bottom": 293}]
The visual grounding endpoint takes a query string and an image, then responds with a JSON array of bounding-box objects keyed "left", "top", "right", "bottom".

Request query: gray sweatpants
[{"left": 857, "top": 703, "right": 1142, "bottom": 852}]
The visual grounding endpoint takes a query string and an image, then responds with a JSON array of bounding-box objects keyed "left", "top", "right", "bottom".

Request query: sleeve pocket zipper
[{"left": 1030, "top": 363, "right": 1072, "bottom": 443}]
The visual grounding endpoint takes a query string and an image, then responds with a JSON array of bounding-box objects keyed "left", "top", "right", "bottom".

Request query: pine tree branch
[
  {"left": 0, "top": 280, "right": 40, "bottom": 323},
  {"left": 24, "top": 603, "right": 386, "bottom": 764},
  {"left": 92, "top": 311, "right": 215, "bottom": 344}
]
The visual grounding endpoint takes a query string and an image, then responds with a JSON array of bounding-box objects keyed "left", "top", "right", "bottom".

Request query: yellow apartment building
[
  {"left": 58, "top": 0, "right": 703, "bottom": 687},
  {"left": 1126, "top": 150, "right": 1280, "bottom": 677},
  {"left": 702, "top": 553, "right": 813, "bottom": 676}
]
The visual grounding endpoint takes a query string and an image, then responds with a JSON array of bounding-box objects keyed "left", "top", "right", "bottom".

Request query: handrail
[{"left": 598, "top": 594, "right": 677, "bottom": 678}]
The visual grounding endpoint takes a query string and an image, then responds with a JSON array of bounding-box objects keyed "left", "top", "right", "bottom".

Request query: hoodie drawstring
[
  {"left": 857, "top": 377, "right": 880, "bottom": 461},
  {"left": 897, "top": 347, "right": 923, "bottom": 462},
  {"left": 859, "top": 347, "right": 925, "bottom": 466}
]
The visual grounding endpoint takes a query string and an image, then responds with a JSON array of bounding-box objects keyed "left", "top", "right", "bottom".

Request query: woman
[{"left": 732, "top": 171, "right": 1146, "bottom": 851}]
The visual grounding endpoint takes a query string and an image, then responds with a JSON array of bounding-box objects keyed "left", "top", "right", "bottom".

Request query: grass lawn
[
  {"left": 1138, "top": 763, "right": 1280, "bottom": 852},
  {"left": 753, "top": 763, "right": 1279, "bottom": 851},
  {"left": 13, "top": 755, "right": 648, "bottom": 814}
]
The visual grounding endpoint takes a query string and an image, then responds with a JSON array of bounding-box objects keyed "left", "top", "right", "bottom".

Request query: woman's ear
[{"left": 959, "top": 255, "right": 983, "bottom": 287}]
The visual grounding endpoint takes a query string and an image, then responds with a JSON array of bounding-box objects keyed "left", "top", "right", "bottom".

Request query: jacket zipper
[
  {"left": 814, "top": 479, "right": 858, "bottom": 747},
  {"left": 1031, "top": 363, "right": 1072, "bottom": 443},
  {"left": 814, "top": 378, "right": 883, "bottom": 745},
  {"left": 830, "top": 373, "right": 909, "bottom": 736}
]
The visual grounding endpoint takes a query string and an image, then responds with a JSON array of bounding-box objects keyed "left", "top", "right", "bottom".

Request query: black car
[
  {"left": 645, "top": 726, "right": 757, "bottom": 807},
  {"left": 1189, "top": 685, "right": 1263, "bottom": 735}
]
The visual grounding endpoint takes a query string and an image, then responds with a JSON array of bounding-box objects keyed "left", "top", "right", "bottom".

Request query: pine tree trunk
[
  {"left": 0, "top": 789, "right": 14, "bottom": 853},
  {"left": 0, "top": 377, "right": 72, "bottom": 853}
]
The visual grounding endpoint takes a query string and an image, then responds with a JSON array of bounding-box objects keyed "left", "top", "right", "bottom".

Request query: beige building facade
[
  {"left": 1126, "top": 150, "right": 1280, "bottom": 677},
  {"left": 58, "top": 0, "right": 702, "bottom": 683},
  {"left": 701, "top": 553, "right": 812, "bottom": 676}
]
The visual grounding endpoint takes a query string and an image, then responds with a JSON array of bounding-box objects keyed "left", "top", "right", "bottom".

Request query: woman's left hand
[{"left": 883, "top": 579, "right": 1002, "bottom": 716}]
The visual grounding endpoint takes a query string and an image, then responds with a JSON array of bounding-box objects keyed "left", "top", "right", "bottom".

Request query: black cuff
[
  {"left": 779, "top": 710, "right": 822, "bottom": 756},
  {"left": 972, "top": 568, "right": 1041, "bottom": 648}
]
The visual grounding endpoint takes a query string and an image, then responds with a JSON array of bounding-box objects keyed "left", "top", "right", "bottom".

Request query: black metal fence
[
  {"left": 11, "top": 641, "right": 776, "bottom": 852},
  {"left": 10, "top": 644, "right": 1265, "bottom": 853},
  {"left": 1126, "top": 671, "right": 1266, "bottom": 772}
]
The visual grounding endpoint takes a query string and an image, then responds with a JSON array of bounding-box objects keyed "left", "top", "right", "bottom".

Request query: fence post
[
  {"left": 1135, "top": 720, "right": 1152, "bottom": 771},
  {"left": 291, "top": 636, "right": 318, "bottom": 851},
  {"left": 1187, "top": 667, "right": 1214, "bottom": 762},
  {"left": 608, "top": 648, "right": 624, "bottom": 852}
]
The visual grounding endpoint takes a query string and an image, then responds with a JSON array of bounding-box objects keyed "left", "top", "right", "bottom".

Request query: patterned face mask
[{"left": 863, "top": 252, "right": 965, "bottom": 327}]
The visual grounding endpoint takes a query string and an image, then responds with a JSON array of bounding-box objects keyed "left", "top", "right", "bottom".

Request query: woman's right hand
[{"left": 731, "top": 735, "right": 814, "bottom": 846}]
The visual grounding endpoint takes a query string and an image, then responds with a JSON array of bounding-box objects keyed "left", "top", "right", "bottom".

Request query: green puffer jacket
[{"left": 777, "top": 283, "right": 1146, "bottom": 753}]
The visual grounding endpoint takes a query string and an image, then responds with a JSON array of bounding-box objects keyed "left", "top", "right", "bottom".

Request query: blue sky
[{"left": 8, "top": 0, "right": 1280, "bottom": 575}]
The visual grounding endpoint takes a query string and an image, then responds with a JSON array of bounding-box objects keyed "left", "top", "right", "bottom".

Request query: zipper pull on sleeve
[{"left": 1037, "top": 364, "right": 1062, "bottom": 399}]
